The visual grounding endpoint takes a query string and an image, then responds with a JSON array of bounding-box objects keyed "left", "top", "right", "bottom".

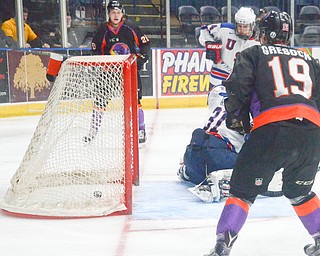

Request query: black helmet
[
  {"left": 258, "top": 11, "right": 292, "bottom": 45},
  {"left": 107, "top": 1, "right": 124, "bottom": 13}
]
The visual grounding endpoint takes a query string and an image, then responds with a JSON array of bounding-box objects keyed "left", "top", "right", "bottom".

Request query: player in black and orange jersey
[
  {"left": 204, "top": 11, "right": 320, "bottom": 256},
  {"left": 86, "top": 0, "right": 150, "bottom": 143}
]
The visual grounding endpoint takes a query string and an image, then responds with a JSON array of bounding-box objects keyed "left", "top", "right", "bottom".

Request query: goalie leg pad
[
  {"left": 188, "top": 169, "right": 233, "bottom": 203},
  {"left": 210, "top": 169, "right": 232, "bottom": 199}
]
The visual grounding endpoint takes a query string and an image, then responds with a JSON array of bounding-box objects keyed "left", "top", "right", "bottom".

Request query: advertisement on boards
[
  {"left": 0, "top": 50, "right": 9, "bottom": 103},
  {"left": 8, "top": 51, "right": 51, "bottom": 103},
  {"left": 153, "top": 48, "right": 211, "bottom": 97}
]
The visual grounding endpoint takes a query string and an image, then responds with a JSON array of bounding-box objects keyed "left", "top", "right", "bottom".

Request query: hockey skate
[
  {"left": 83, "top": 129, "right": 98, "bottom": 143},
  {"left": 177, "top": 164, "right": 190, "bottom": 182},
  {"left": 204, "top": 231, "right": 237, "bottom": 256},
  {"left": 139, "top": 129, "right": 147, "bottom": 143},
  {"left": 138, "top": 107, "right": 146, "bottom": 143},
  {"left": 204, "top": 243, "right": 231, "bottom": 256},
  {"left": 304, "top": 237, "right": 320, "bottom": 256}
]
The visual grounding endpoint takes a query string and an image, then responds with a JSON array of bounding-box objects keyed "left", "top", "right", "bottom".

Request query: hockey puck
[{"left": 93, "top": 190, "right": 102, "bottom": 198}]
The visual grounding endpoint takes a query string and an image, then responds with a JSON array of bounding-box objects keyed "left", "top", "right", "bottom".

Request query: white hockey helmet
[{"left": 234, "top": 7, "right": 256, "bottom": 39}]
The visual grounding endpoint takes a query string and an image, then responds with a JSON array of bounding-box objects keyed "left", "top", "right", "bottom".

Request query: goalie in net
[
  {"left": 178, "top": 84, "right": 283, "bottom": 203},
  {"left": 178, "top": 7, "right": 282, "bottom": 203}
]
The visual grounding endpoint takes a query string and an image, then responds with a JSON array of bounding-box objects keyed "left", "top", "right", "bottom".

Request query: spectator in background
[
  {"left": 1, "top": 7, "right": 50, "bottom": 48},
  {"left": 40, "top": 20, "right": 62, "bottom": 48},
  {"left": 31, "top": 11, "right": 73, "bottom": 48},
  {"left": 0, "top": 22, "right": 17, "bottom": 49}
]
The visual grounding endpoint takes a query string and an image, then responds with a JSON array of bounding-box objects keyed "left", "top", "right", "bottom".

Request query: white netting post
[{"left": 1, "top": 54, "right": 139, "bottom": 218}]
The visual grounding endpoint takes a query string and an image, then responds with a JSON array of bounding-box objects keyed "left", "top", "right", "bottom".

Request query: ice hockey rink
[{"left": 1, "top": 107, "right": 320, "bottom": 256}]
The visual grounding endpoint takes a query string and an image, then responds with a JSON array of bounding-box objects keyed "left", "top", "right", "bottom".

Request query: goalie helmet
[
  {"left": 258, "top": 11, "right": 292, "bottom": 45},
  {"left": 234, "top": 7, "right": 256, "bottom": 39},
  {"left": 107, "top": 0, "right": 125, "bottom": 13}
]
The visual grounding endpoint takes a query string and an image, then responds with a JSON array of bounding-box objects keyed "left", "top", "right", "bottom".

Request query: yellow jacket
[{"left": 1, "top": 18, "right": 37, "bottom": 43}]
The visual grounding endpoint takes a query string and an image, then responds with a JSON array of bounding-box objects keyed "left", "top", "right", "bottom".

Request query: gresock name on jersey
[{"left": 261, "top": 46, "right": 312, "bottom": 61}]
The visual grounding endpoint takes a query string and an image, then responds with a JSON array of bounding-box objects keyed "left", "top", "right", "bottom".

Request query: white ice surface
[{"left": 0, "top": 108, "right": 319, "bottom": 256}]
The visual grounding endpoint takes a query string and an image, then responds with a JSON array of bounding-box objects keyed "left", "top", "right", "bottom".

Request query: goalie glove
[{"left": 205, "top": 41, "right": 222, "bottom": 64}]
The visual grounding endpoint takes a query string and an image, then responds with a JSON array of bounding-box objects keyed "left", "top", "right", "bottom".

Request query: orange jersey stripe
[
  {"left": 225, "top": 197, "right": 250, "bottom": 213},
  {"left": 252, "top": 104, "right": 320, "bottom": 131},
  {"left": 107, "top": 20, "right": 124, "bottom": 34},
  {"left": 294, "top": 196, "right": 320, "bottom": 217}
]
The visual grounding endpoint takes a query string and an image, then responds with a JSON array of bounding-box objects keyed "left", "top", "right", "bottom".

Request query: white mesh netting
[{"left": 1, "top": 55, "right": 135, "bottom": 217}]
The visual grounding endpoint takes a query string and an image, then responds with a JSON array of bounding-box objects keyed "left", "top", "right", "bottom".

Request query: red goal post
[{"left": 1, "top": 54, "right": 139, "bottom": 218}]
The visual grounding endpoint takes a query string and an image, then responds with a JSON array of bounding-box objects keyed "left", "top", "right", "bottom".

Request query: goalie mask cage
[{"left": 1, "top": 54, "right": 139, "bottom": 218}]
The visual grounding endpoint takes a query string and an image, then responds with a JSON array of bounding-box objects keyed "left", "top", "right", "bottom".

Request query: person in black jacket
[
  {"left": 204, "top": 11, "right": 320, "bottom": 256},
  {"left": 0, "top": 26, "right": 17, "bottom": 49},
  {"left": 86, "top": 0, "right": 150, "bottom": 143}
]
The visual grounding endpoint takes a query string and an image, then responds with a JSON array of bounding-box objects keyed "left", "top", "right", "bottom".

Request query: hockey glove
[
  {"left": 225, "top": 99, "right": 252, "bottom": 135},
  {"left": 226, "top": 110, "right": 252, "bottom": 135},
  {"left": 225, "top": 113, "right": 250, "bottom": 135},
  {"left": 226, "top": 113, "right": 244, "bottom": 134},
  {"left": 137, "top": 53, "right": 149, "bottom": 70},
  {"left": 205, "top": 41, "right": 222, "bottom": 64}
]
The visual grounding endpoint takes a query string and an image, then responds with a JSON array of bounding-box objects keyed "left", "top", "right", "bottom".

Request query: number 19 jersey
[{"left": 224, "top": 44, "right": 320, "bottom": 130}]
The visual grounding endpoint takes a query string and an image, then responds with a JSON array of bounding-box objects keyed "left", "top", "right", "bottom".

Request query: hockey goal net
[{"left": 1, "top": 54, "right": 139, "bottom": 218}]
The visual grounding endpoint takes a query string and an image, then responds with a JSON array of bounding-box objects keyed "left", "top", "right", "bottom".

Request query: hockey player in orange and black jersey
[
  {"left": 91, "top": 7, "right": 150, "bottom": 63},
  {"left": 85, "top": 0, "right": 150, "bottom": 143},
  {"left": 204, "top": 11, "right": 320, "bottom": 256}
]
